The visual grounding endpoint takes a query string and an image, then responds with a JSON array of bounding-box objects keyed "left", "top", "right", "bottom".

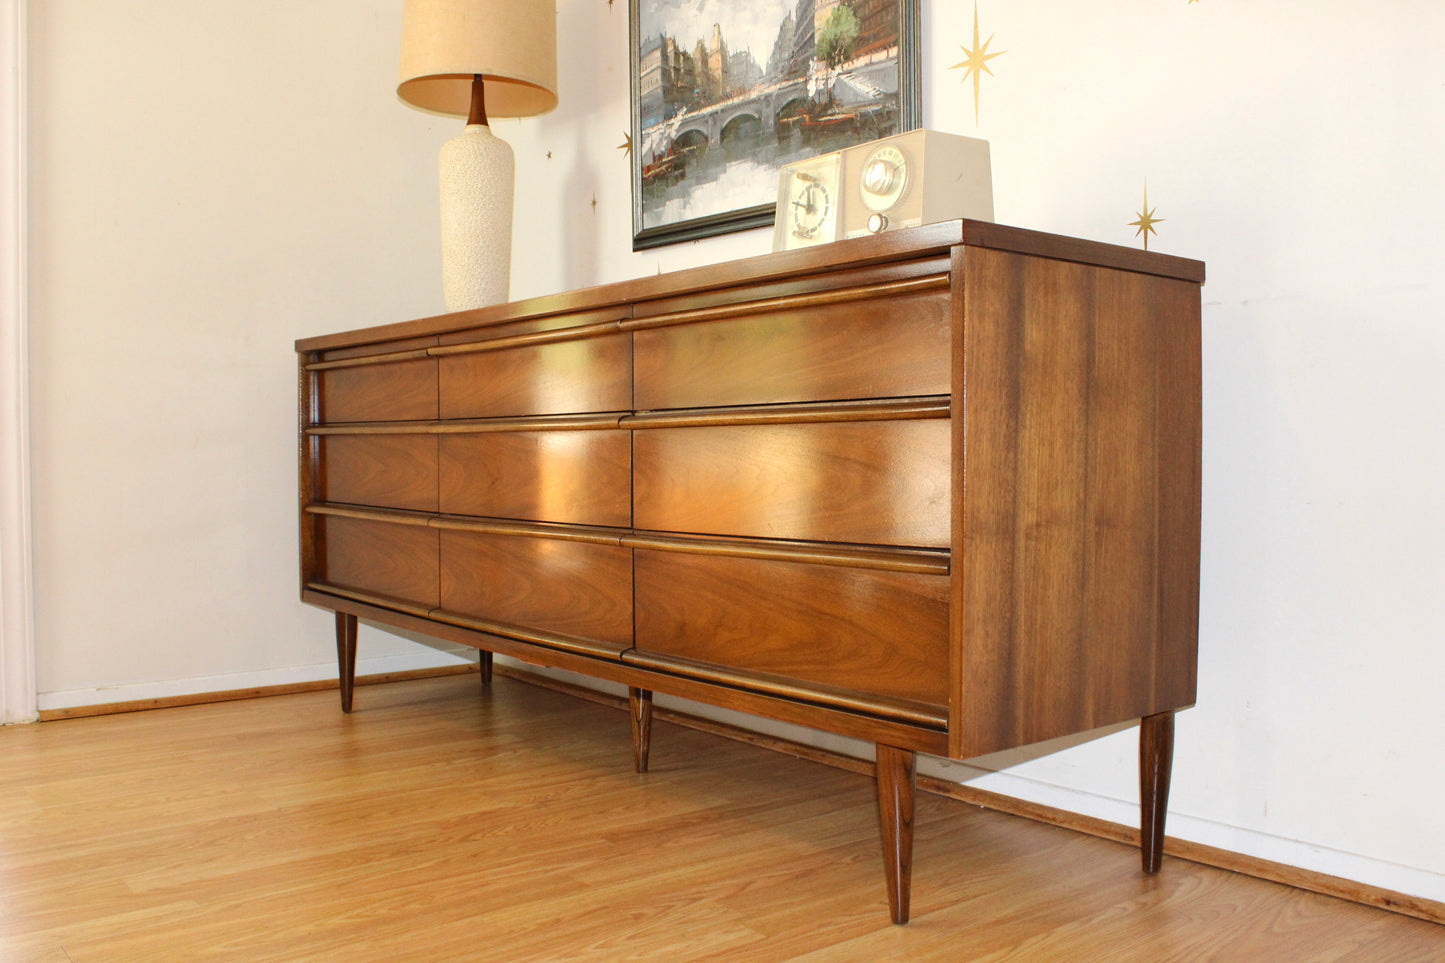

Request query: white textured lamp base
[{"left": 439, "top": 124, "right": 514, "bottom": 312}]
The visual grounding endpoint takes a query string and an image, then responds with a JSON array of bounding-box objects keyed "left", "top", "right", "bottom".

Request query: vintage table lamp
[{"left": 398, "top": 0, "right": 558, "bottom": 310}]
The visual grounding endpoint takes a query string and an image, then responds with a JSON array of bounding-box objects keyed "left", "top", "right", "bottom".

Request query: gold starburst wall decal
[
  {"left": 951, "top": 3, "right": 1005, "bottom": 125},
  {"left": 1130, "top": 182, "right": 1163, "bottom": 251},
  {"left": 618, "top": 132, "right": 632, "bottom": 158}
]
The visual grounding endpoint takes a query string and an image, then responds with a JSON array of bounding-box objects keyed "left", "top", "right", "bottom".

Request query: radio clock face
[
  {"left": 777, "top": 152, "right": 841, "bottom": 249},
  {"left": 859, "top": 144, "right": 909, "bottom": 213},
  {"left": 791, "top": 178, "right": 832, "bottom": 239}
]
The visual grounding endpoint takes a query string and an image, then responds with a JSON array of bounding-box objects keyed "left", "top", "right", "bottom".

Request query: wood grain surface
[
  {"left": 316, "top": 356, "right": 438, "bottom": 423},
  {"left": 317, "top": 434, "right": 438, "bottom": 512},
  {"left": 633, "top": 418, "right": 949, "bottom": 547},
  {"left": 438, "top": 428, "right": 631, "bottom": 527},
  {"left": 439, "top": 530, "right": 633, "bottom": 652},
  {"left": 313, "top": 514, "right": 439, "bottom": 610},
  {"left": 4, "top": 676, "right": 1437, "bottom": 963},
  {"left": 952, "top": 247, "right": 1202, "bottom": 757},
  {"left": 632, "top": 286, "right": 950, "bottom": 410},
  {"left": 438, "top": 331, "right": 631, "bottom": 418},
  {"left": 633, "top": 549, "right": 949, "bottom": 709}
]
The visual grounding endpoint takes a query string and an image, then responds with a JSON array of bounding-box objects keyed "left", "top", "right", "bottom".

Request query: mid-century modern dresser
[{"left": 296, "top": 219, "right": 1204, "bottom": 923}]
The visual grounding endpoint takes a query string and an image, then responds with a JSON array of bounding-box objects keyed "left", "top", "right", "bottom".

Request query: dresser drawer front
[
  {"left": 633, "top": 419, "right": 949, "bottom": 547},
  {"left": 633, "top": 550, "right": 949, "bottom": 707},
  {"left": 316, "top": 515, "right": 439, "bottom": 609},
  {"left": 317, "top": 358, "right": 438, "bottom": 423},
  {"left": 633, "top": 289, "right": 949, "bottom": 411},
  {"left": 439, "top": 332, "right": 631, "bottom": 419},
  {"left": 440, "top": 531, "right": 632, "bottom": 652},
  {"left": 318, "top": 435, "right": 438, "bottom": 512},
  {"left": 439, "top": 430, "right": 631, "bottom": 527}
]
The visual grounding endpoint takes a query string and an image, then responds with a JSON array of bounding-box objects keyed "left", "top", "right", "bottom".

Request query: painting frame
[{"left": 629, "top": 0, "right": 921, "bottom": 251}]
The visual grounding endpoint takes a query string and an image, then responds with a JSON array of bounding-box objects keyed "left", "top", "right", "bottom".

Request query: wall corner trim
[{"left": 1, "top": 0, "right": 37, "bottom": 725}]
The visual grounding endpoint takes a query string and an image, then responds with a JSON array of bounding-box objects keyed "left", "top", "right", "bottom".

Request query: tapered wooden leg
[
  {"left": 875, "top": 743, "right": 916, "bottom": 925},
  {"left": 479, "top": 650, "right": 493, "bottom": 687},
  {"left": 335, "top": 612, "right": 357, "bottom": 714},
  {"left": 1139, "top": 710, "right": 1176, "bottom": 874},
  {"left": 629, "top": 687, "right": 653, "bottom": 773}
]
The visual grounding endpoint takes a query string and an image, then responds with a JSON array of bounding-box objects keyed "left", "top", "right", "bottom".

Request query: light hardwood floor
[{"left": 2, "top": 674, "right": 1440, "bottom": 962}]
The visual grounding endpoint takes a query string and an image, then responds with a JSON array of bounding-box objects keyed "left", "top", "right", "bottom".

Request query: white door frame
[{"left": 1, "top": 0, "right": 36, "bottom": 725}]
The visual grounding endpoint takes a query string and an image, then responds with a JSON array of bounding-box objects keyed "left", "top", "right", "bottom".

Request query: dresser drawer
[
  {"left": 314, "top": 514, "right": 438, "bottom": 610},
  {"left": 317, "top": 435, "right": 437, "bottom": 512},
  {"left": 633, "top": 550, "right": 949, "bottom": 710},
  {"left": 438, "top": 331, "right": 631, "bottom": 418},
  {"left": 316, "top": 357, "right": 438, "bottom": 424},
  {"left": 633, "top": 287, "right": 949, "bottom": 410},
  {"left": 439, "top": 426, "right": 630, "bottom": 527},
  {"left": 439, "top": 530, "right": 632, "bottom": 654},
  {"left": 632, "top": 417, "right": 949, "bottom": 548}
]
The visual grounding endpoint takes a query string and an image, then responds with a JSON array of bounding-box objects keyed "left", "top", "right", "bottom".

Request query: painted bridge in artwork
[{"left": 645, "top": 58, "right": 900, "bottom": 161}]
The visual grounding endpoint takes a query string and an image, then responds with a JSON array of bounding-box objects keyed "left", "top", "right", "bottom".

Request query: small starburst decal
[
  {"left": 1129, "top": 182, "right": 1164, "bottom": 251},
  {"left": 950, "top": 3, "right": 1005, "bottom": 125},
  {"left": 591, "top": 195, "right": 599, "bottom": 214},
  {"left": 618, "top": 132, "right": 632, "bottom": 158}
]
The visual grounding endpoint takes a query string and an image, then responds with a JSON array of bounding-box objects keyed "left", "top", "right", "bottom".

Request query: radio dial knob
[{"left": 863, "top": 159, "right": 898, "bottom": 196}]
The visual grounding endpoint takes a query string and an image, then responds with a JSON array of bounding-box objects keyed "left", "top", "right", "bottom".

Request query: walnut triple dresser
[{"left": 296, "top": 219, "right": 1204, "bottom": 923}]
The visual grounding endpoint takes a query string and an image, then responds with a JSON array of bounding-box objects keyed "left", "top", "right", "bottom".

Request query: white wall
[
  {"left": 26, "top": 0, "right": 473, "bottom": 704},
  {"left": 26, "top": 0, "right": 1445, "bottom": 903}
]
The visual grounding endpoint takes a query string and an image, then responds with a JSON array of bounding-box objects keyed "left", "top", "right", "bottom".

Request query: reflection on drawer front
[
  {"left": 633, "top": 419, "right": 949, "bottom": 547},
  {"left": 318, "top": 435, "right": 438, "bottom": 512},
  {"left": 633, "top": 550, "right": 949, "bottom": 708},
  {"left": 317, "top": 358, "right": 438, "bottom": 423},
  {"left": 439, "top": 430, "right": 630, "bottom": 527},
  {"left": 634, "top": 290, "right": 950, "bottom": 410},
  {"left": 439, "top": 333, "right": 631, "bottom": 419},
  {"left": 316, "top": 515, "right": 439, "bottom": 609},
  {"left": 439, "top": 531, "right": 632, "bottom": 653}
]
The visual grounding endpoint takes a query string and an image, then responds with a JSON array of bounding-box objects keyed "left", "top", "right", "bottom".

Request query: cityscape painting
[{"left": 629, "top": 0, "right": 920, "bottom": 250}]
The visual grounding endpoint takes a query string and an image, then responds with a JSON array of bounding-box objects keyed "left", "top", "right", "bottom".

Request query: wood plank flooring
[{"left": 1, "top": 674, "right": 1440, "bottom": 962}]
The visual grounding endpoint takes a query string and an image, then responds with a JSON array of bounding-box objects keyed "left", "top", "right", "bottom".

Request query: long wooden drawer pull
[{"left": 622, "top": 273, "right": 950, "bottom": 332}]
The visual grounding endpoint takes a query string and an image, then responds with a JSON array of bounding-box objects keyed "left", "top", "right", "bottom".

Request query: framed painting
[{"left": 629, "top": 0, "right": 921, "bottom": 251}]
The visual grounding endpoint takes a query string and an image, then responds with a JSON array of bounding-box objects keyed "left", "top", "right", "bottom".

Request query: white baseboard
[{"left": 929, "top": 761, "right": 1445, "bottom": 905}]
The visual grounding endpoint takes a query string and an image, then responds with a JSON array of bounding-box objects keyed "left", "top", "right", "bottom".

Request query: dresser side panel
[
  {"left": 1153, "top": 278, "right": 1204, "bottom": 712},
  {"left": 953, "top": 247, "right": 1202, "bottom": 758}
]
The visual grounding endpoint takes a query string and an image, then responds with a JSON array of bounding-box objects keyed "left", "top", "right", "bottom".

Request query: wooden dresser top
[{"left": 296, "top": 219, "right": 1205, "bottom": 354}]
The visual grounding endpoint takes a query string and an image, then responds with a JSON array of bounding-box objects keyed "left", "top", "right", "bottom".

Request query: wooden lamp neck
[{"left": 468, "top": 74, "right": 489, "bottom": 127}]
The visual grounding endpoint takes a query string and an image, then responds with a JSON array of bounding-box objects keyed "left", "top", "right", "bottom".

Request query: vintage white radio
[{"left": 773, "top": 129, "right": 994, "bottom": 251}]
